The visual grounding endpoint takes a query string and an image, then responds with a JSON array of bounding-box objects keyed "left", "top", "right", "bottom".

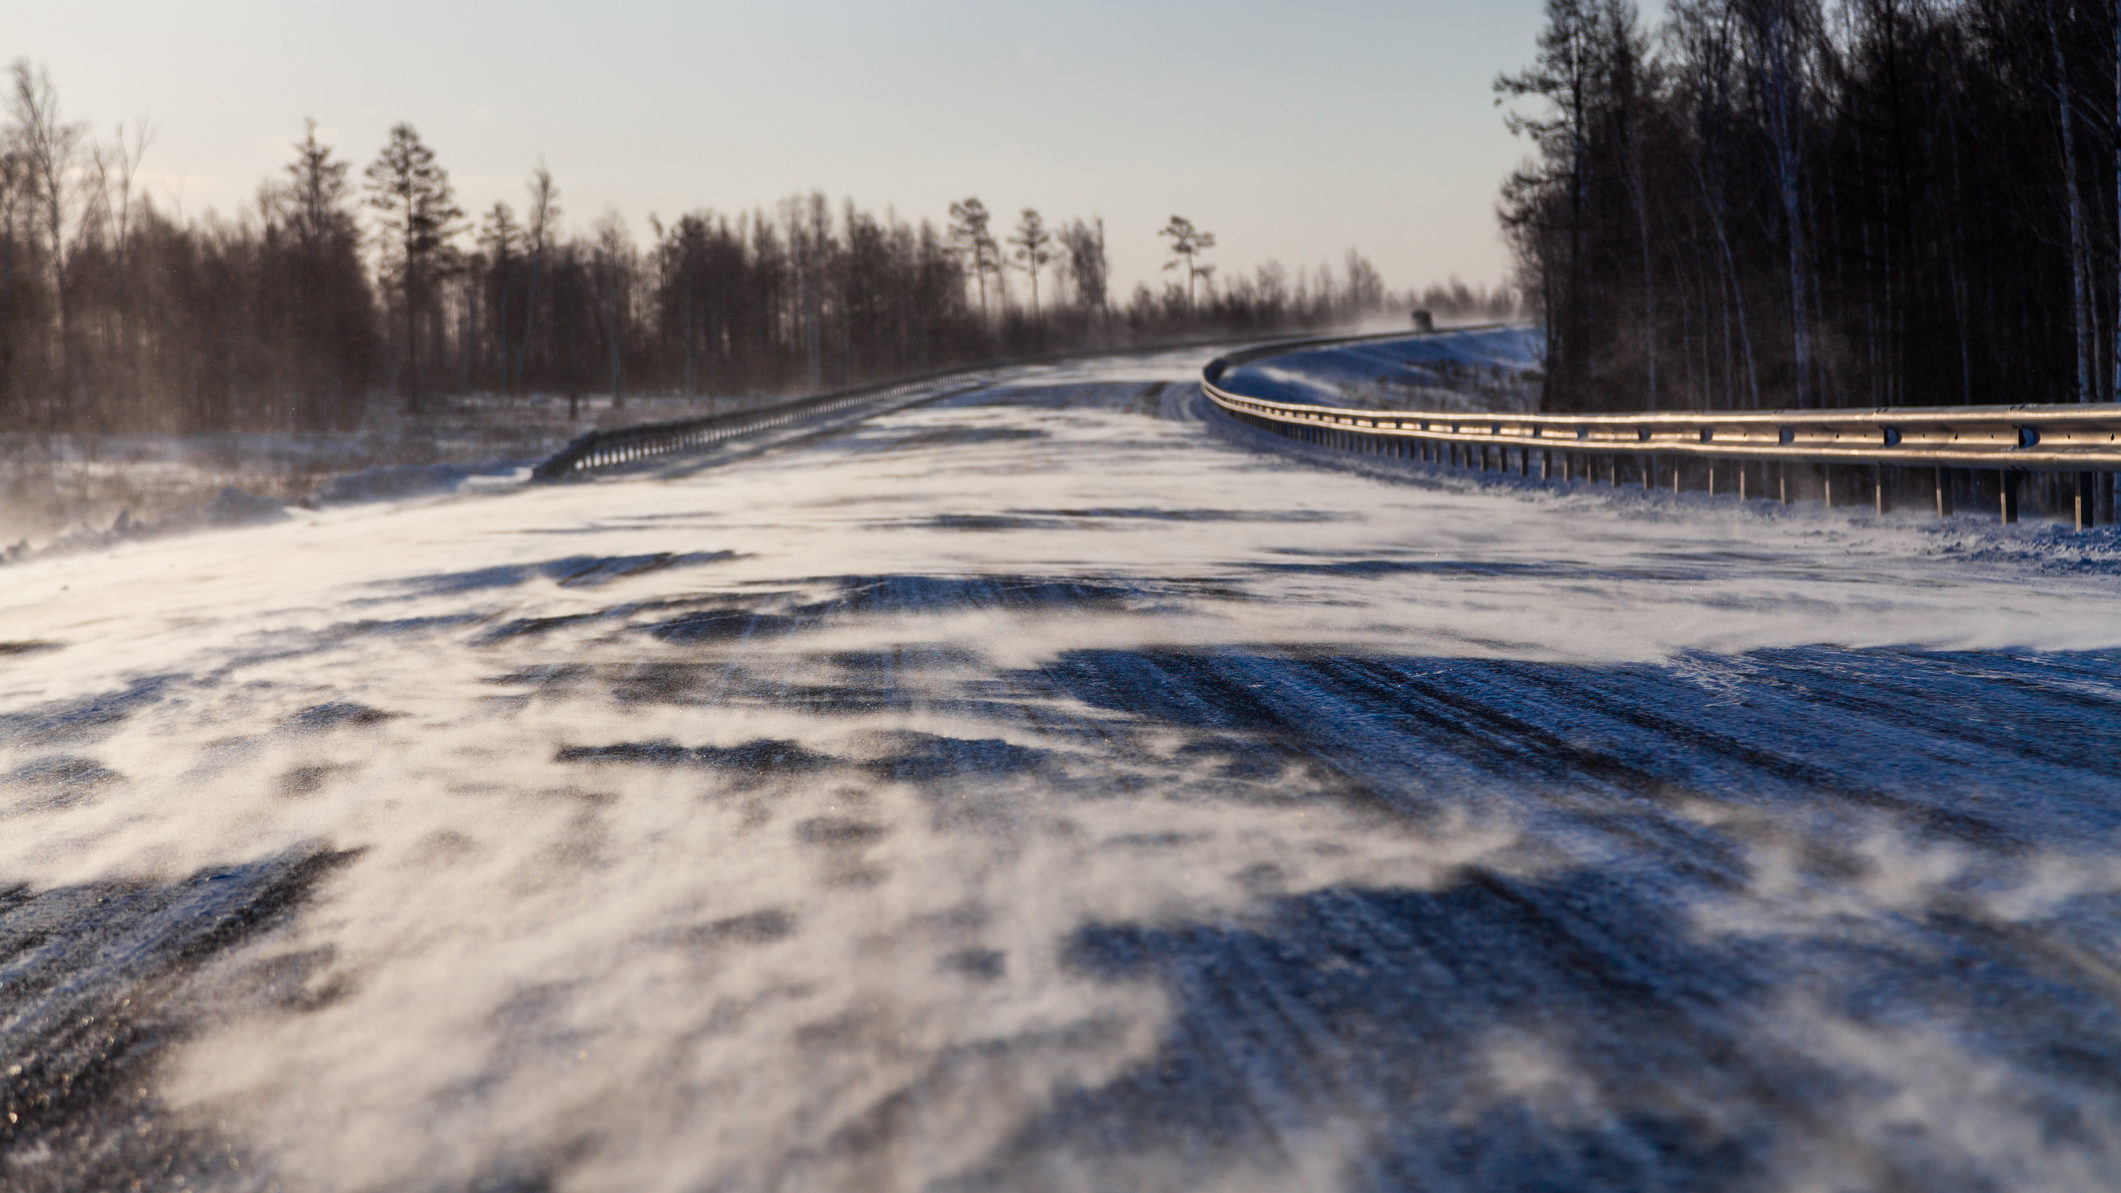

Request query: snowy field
[
  {"left": 6, "top": 336, "right": 2121, "bottom": 1191},
  {"left": 0, "top": 389, "right": 796, "bottom": 556}
]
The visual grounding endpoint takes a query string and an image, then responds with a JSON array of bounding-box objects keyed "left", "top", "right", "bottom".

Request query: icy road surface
[{"left": 7, "top": 343, "right": 2121, "bottom": 1192}]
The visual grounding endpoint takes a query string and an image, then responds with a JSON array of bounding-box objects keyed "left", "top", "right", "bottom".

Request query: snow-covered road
[{"left": 7, "top": 342, "right": 2121, "bottom": 1192}]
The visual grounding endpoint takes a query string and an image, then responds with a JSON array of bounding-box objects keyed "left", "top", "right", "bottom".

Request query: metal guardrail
[
  {"left": 530, "top": 330, "right": 1358, "bottom": 482},
  {"left": 1202, "top": 341, "right": 2121, "bottom": 529},
  {"left": 531, "top": 369, "right": 975, "bottom": 481}
]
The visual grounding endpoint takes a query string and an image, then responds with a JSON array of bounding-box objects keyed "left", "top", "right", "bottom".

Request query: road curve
[{"left": 5, "top": 340, "right": 2121, "bottom": 1192}]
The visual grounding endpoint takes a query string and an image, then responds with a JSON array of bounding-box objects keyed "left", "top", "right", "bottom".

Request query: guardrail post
[
  {"left": 1541, "top": 450, "right": 1553, "bottom": 480},
  {"left": 1673, "top": 459, "right": 1684, "bottom": 494},
  {"left": 1642, "top": 457, "right": 1654, "bottom": 489},
  {"left": 2000, "top": 471, "right": 2020, "bottom": 524},
  {"left": 2077, "top": 471, "right": 2097, "bottom": 531},
  {"left": 1934, "top": 467, "right": 1953, "bottom": 517},
  {"left": 1737, "top": 463, "right": 1749, "bottom": 500},
  {"left": 1822, "top": 468, "right": 1835, "bottom": 509},
  {"left": 1778, "top": 464, "right": 1791, "bottom": 505},
  {"left": 1874, "top": 466, "right": 1888, "bottom": 516}
]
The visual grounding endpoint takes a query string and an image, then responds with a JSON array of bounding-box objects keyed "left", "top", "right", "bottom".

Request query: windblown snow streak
[{"left": 5, "top": 340, "right": 2121, "bottom": 1191}]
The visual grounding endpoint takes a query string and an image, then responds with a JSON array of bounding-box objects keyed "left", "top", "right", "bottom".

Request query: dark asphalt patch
[
  {"left": 938, "top": 948, "right": 1006, "bottom": 981},
  {"left": 0, "top": 675, "right": 177, "bottom": 748},
  {"left": 911, "top": 514, "right": 1060, "bottom": 532},
  {"left": 971, "top": 872, "right": 1776, "bottom": 1191},
  {"left": 557, "top": 738, "right": 838, "bottom": 783},
  {"left": 287, "top": 702, "right": 397, "bottom": 732},
  {"left": 394, "top": 551, "right": 739, "bottom": 596},
  {"left": 0, "top": 849, "right": 357, "bottom": 1193},
  {"left": 861, "top": 732, "right": 1051, "bottom": 784},
  {"left": 482, "top": 664, "right": 594, "bottom": 695},
  {"left": 796, "top": 816, "right": 889, "bottom": 847},
  {"left": 646, "top": 608, "right": 799, "bottom": 643},
  {"left": 275, "top": 764, "right": 349, "bottom": 798},
  {"left": 954, "top": 862, "right": 2121, "bottom": 1192},
  {"left": 4, "top": 756, "right": 122, "bottom": 812},
  {"left": 1021, "top": 646, "right": 2121, "bottom": 847},
  {"left": 796, "top": 575, "right": 1144, "bottom": 618},
  {"left": 325, "top": 613, "right": 492, "bottom": 640},
  {"left": 826, "top": 646, "right": 985, "bottom": 673},
  {"left": 479, "top": 612, "right": 608, "bottom": 643},
  {"left": 679, "top": 908, "right": 798, "bottom": 948},
  {"left": 610, "top": 663, "right": 1023, "bottom": 720},
  {"left": 637, "top": 574, "right": 1236, "bottom": 648}
]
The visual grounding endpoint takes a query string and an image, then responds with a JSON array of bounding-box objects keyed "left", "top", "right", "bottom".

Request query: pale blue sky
[{"left": 6, "top": 0, "right": 1657, "bottom": 297}]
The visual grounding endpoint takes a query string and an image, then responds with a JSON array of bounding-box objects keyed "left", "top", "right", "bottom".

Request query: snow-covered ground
[
  {"left": 1219, "top": 325, "right": 1544, "bottom": 412},
  {"left": 0, "top": 389, "right": 793, "bottom": 555},
  {"left": 5, "top": 335, "right": 2121, "bottom": 1192}
]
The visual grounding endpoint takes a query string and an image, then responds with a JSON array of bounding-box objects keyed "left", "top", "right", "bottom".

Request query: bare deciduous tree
[
  {"left": 9, "top": 59, "right": 85, "bottom": 422},
  {"left": 592, "top": 210, "right": 635, "bottom": 408},
  {"left": 519, "top": 163, "right": 559, "bottom": 395}
]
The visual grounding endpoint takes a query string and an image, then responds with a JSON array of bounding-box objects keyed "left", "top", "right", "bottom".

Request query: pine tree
[
  {"left": 364, "top": 122, "right": 462, "bottom": 410},
  {"left": 1158, "top": 215, "right": 1216, "bottom": 312},
  {"left": 947, "top": 197, "right": 997, "bottom": 316},
  {"left": 1009, "top": 208, "right": 1053, "bottom": 323},
  {"left": 1057, "top": 217, "right": 1107, "bottom": 311},
  {"left": 273, "top": 121, "right": 373, "bottom": 426}
]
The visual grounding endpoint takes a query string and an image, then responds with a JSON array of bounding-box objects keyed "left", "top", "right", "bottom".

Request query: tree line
[
  {"left": 0, "top": 63, "right": 1457, "bottom": 436},
  {"left": 1499, "top": 0, "right": 2120, "bottom": 413}
]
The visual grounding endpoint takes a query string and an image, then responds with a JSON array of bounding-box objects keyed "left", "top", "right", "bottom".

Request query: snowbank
[{"left": 1220, "top": 326, "right": 1546, "bottom": 411}]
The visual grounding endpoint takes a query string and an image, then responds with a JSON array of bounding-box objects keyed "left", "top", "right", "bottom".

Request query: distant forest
[
  {"left": 0, "top": 63, "right": 1515, "bottom": 436},
  {"left": 1502, "top": 0, "right": 2120, "bottom": 413}
]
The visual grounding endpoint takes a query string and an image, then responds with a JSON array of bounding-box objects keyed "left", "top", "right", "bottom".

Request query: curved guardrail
[{"left": 1202, "top": 341, "right": 2121, "bottom": 529}]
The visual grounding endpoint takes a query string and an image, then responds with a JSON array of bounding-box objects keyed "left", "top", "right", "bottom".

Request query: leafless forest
[
  {"left": 1501, "top": 0, "right": 2121, "bottom": 414},
  {"left": 0, "top": 62, "right": 1515, "bottom": 446}
]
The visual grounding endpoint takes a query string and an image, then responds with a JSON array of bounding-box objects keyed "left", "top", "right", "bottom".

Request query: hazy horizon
[{"left": 2, "top": 0, "right": 1626, "bottom": 299}]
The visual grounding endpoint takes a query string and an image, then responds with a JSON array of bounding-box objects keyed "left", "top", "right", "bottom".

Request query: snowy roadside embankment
[{"left": 1217, "top": 325, "right": 1545, "bottom": 413}]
